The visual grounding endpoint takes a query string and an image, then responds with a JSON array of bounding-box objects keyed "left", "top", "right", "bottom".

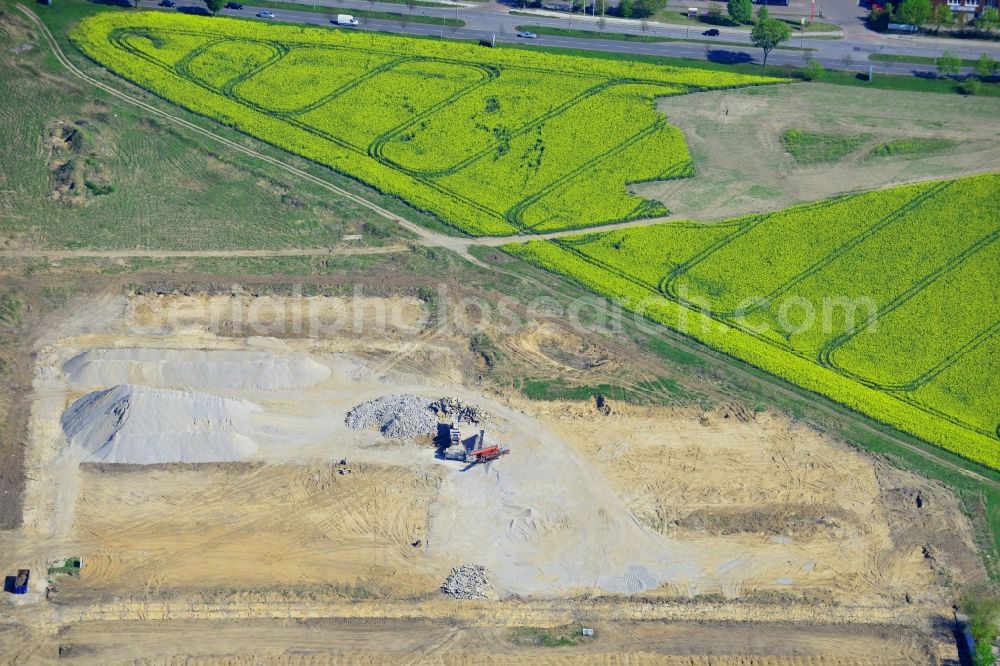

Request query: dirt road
[{"left": 0, "top": 244, "right": 407, "bottom": 260}]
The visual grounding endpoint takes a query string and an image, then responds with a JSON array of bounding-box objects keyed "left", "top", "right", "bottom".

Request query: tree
[
  {"left": 867, "top": 4, "right": 891, "bottom": 31},
  {"left": 204, "top": 0, "right": 223, "bottom": 14},
  {"left": 936, "top": 50, "right": 962, "bottom": 76},
  {"left": 977, "top": 6, "right": 999, "bottom": 33},
  {"left": 757, "top": 4, "right": 769, "bottom": 20},
  {"left": 975, "top": 52, "right": 998, "bottom": 78},
  {"left": 751, "top": 17, "right": 791, "bottom": 66},
  {"left": 802, "top": 57, "right": 825, "bottom": 80},
  {"left": 727, "top": 0, "right": 752, "bottom": 24},
  {"left": 929, "top": 3, "right": 954, "bottom": 32},
  {"left": 628, "top": 0, "right": 665, "bottom": 18},
  {"left": 707, "top": 4, "right": 722, "bottom": 21},
  {"left": 894, "top": 0, "right": 931, "bottom": 27},
  {"left": 618, "top": 0, "right": 633, "bottom": 17},
  {"left": 406, "top": 0, "right": 417, "bottom": 12}
]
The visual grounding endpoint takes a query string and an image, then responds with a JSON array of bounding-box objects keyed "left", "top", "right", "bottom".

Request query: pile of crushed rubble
[
  {"left": 346, "top": 394, "right": 492, "bottom": 439},
  {"left": 345, "top": 394, "right": 438, "bottom": 439},
  {"left": 441, "top": 564, "right": 497, "bottom": 600},
  {"left": 430, "top": 397, "right": 491, "bottom": 425}
]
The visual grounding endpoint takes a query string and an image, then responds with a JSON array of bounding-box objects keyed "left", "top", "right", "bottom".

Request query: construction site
[{"left": 0, "top": 290, "right": 985, "bottom": 663}]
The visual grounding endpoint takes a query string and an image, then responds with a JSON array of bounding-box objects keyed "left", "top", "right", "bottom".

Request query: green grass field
[
  {"left": 865, "top": 137, "right": 955, "bottom": 159},
  {"left": 780, "top": 128, "right": 872, "bottom": 164},
  {"left": 0, "top": 4, "right": 418, "bottom": 251},
  {"left": 68, "top": 11, "right": 781, "bottom": 236},
  {"left": 505, "top": 172, "right": 1000, "bottom": 470}
]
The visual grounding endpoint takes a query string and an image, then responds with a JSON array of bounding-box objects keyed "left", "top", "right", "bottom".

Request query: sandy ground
[
  {"left": 0, "top": 293, "right": 982, "bottom": 662},
  {"left": 641, "top": 83, "right": 1000, "bottom": 221},
  {"left": 0, "top": 617, "right": 942, "bottom": 665}
]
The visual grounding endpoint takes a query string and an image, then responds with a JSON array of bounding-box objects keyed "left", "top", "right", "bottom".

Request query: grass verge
[
  {"left": 497, "top": 41, "right": 1000, "bottom": 96},
  {"left": 521, "top": 376, "right": 707, "bottom": 406},
  {"left": 509, "top": 625, "right": 588, "bottom": 647},
  {"left": 512, "top": 23, "right": 815, "bottom": 50},
  {"left": 871, "top": 52, "right": 980, "bottom": 67}
]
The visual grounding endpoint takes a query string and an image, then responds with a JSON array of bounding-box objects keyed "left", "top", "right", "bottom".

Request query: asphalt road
[{"left": 145, "top": 0, "right": 1000, "bottom": 75}]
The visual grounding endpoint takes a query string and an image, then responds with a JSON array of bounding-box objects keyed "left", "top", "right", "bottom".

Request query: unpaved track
[
  {"left": 0, "top": 244, "right": 407, "bottom": 260},
  {"left": 16, "top": 3, "right": 1000, "bottom": 498}
]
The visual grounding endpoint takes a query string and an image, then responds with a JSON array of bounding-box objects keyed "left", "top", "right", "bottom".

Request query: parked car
[
  {"left": 702, "top": 28, "right": 720, "bottom": 36},
  {"left": 516, "top": 31, "right": 538, "bottom": 38},
  {"left": 159, "top": 0, "right": 176, "bottom": 7},
  {"left": 256, "top": 10, "right": 275, "bottom": 18},
  {"left": 225, "top": 2, "right": 243, "bottom": 8}
]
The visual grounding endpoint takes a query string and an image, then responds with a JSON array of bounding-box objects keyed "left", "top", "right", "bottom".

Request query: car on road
[
  {"left": 158, "top": 0, "right": 176, "bottom": 6},
  {"left": 256, "top": 10, "right": 276, "bottom": 18},
  {"left": 702, "top": 28, "right": 720, "bottom": 36},
  {"left": 516, "top": 31, "right": 538, "bottom": 39},
  {"left": 225, "top": 2, "right": 243, "bottom": 8}
]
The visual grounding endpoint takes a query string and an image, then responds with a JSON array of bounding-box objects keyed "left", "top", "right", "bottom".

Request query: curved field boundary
[
  {"left": 173, "top": 37, "right": 286, "bottom": 95},
  {"left": 229, "top": 48, "right": 414, "bottom": 118},
  {"left": 508, "top": 119, "right": 667, "bottom": 230},
  {"left": 856, "top": 318, "right": 1000, "bottom": 394},
  {"left": 520, "top": 160, "right": 696, "bottom": 235},
  {"left": 889, "top": 324, "right": 1000, "bottom": 439},
  {"left": 819, "top": 228, "right": 1000, "bottom": 387},
  {"left": 659, "top": 184, "right": 948, "bottom": 317}
]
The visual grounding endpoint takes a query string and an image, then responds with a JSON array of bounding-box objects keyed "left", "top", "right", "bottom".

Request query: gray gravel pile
[
  {"left": 441, "top": 564, "right": 496, "bottom": 600},
  {"left": 345, "top": 394, "right": 438, "bottom": 439}
]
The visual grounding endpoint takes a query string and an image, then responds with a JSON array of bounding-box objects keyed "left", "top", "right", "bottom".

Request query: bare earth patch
[{"left": 641, "top": 82, "right": 1000, "bottom": 221}]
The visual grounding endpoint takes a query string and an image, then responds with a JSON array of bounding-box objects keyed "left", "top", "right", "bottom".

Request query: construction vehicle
[{"left": 464, "top": 429, "right": 509, "bottom": 464}]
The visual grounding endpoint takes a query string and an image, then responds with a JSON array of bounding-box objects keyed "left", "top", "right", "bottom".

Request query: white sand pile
[
  {"left": 63, "top": 349, "right": 330, "bottom": 391},
  {"left": 61, "top": 384, "right": 262, "bottom": 464},
  {"left": 345, "top": 394, "right": 438, "bottom": 439}
]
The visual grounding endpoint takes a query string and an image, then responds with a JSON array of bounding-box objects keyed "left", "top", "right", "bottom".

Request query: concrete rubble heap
[
  {"left": 441, "top": 564, "right": 497, "bottom": 600},
  {"left": 346, "top": 394, "right": 493, "bottom": 439}
]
